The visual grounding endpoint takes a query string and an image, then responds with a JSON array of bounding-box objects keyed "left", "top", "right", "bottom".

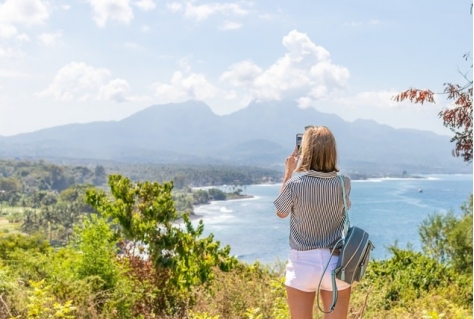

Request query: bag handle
[{"left": 316, "top": 175, "right": 348, "bottom": 313}]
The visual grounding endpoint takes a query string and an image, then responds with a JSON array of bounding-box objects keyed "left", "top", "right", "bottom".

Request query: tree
[
  {"left": 85, "top": 174, "right": 237, "bottom": 314},
  {"left": 208, "top": 188, "right": 226, "bottom": 201},
  {"left": 93, "top": 165, "right": 107, "bottom": 186},
  {"left": 394, "top": 75, "right": 472, "bottom": 162},
  {"left": 73, "top": 214, "right": 120, "bottom": 292},
  {"left": 394, "top": 5, "right": 473, "bottom": 164},
  {"left": 419, "top": 194, "right": 473, "bottom": 274}
]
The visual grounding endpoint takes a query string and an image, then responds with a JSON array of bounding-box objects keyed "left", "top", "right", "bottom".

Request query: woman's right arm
[{"left": 274, "top": 149, "right": 299, "bottom": 218}]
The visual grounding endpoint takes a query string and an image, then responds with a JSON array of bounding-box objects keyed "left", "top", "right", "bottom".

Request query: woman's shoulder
[
  {"left": 339, "top": 174, "right": 351, "bottom": 180},
  {"left": 284, "top": 173, "right": 308, "bottom": 186},
  {"left": 339, "top": 174, "right": 351, "bottom": 187}
]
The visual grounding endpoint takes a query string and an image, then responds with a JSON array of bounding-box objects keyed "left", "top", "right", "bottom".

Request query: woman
[{"left": 274, "top": 126, "right": 352, "bottom": 319}]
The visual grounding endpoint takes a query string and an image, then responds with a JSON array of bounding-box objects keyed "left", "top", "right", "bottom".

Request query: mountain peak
[
  {"left": 122, "top": 100, "right": 215, "bottom": 124},
  {"left": 0, "top": 100, "right": 469, "bottom": 174}
]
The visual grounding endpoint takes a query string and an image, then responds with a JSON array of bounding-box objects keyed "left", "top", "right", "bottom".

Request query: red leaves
[
  {"left": 395, "top": 82, "right": 473, "bottom": 163},
  {"left": 393, "top": 88, "right": 436, "bottom": 104},
  {"left": 439, "top": 83, "right": 473, "bottom": 162},
  {"left": 439, "top": 83, "right": 472, "bottom": 130}
]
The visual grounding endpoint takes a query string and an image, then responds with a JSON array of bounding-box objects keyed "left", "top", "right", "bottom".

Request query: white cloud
[
  {"left": 344, "top": 19, "right": 381, "bottom": 27},
  {"left": 0, "top": 69, "right": 27, "bottom": 78},
  {"left": 167, "top": 2, "right": 183, "bottom": 12},
  {"left": 296, "top": 96, "right": 312, "bottom": 109},
  {"left": 220, "top": 30, "right": 349, "bottom": 103},
  {"left": 220, "top": 21, "right": 242, "bottom": 30},
  {"left": 17, "top": 33, "right": 30, "bottom": 41},
  {"left": 0, "top": 24, "right": 17, "bottom": 38},
  {"left": 124, "top": 42, "right": 138, "bottom": 49},
  {"left": 141, "top": 25, "right": 150, "bottom": 32},
  {"left": 0, "top": 0, "right": 49, "bottom": 26},
  {"left": 347, "top": 22, "right": 362, "bottom": 27},
  {"left": 178, "top": 55, "right": 193, "bottom": 72},
  {"left": 37, "top": 62, "right": 131, "bottom": 103},
  {"left": 258, "top": 13, "right": 277, "bottom": 20},
  {"left": 38, "top": 62, "right": 110, "bottom": 101},
  {"left": 0, "top": 45, "right": 24, "bottom": 58},
  {"left": 98, "top": 78, "right": 130, "bottom": 102},
  {"left": 334, "top": 91, "right": 413, "bottom": 109},
  {"left": 134, "top": 0, "right": 156, "bottom": 11},
  {"left": 283, "top": 30, "right": 330, "bottom": 62},
  {"left": 38, "top": 31, "right": 62, "bottom": 45},
  {"left": 168, "top": 1, "right": 249, "bottom": 21},
  {"left": 152, "top": 71, "right": 219, "bottom": 103},
  {"left": 86, "top": 0, "right": 134, "bottom": 27},
  {"left": 220, "top": 60, "right": 262, "bottom": 86}
]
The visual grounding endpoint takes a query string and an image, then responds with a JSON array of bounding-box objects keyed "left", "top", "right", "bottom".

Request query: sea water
[{"left": 192, "top": 174, "right": 473, "bottom": 264}]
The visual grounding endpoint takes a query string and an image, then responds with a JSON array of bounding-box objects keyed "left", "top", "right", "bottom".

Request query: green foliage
[
  {"left": 191, "top": 262, "right": 288, "bottom": 319},
  {"left": 93, "top": 165, "right": 107, "bottom": 186},
  {"left": 85, "top": 174, "right": 238, "bottom": 315},
  {"left": 106, "top": 163, "right": 281, "bottom": 187},
  {"left": 72, "top": 214, "right": 120, "bottom": 292},
  {"left": 10, "top": 280, "right": 76, "bottom": 319},
  {"left": 0, "top": 159, "right": 108, "bottom": 202},
  {"left": 0, "top": 177, "right": 21, "bottom": 205},
  {"left": 0, "top": 232, "right": 50, "bottom": 260},
  {"left": 0, "top": 177, "right": 20, "bottom": 192},
  {"left": 0, "top": 158, "right": 471, "bottom": 318},
  {"left": 189, "top": 313, "right": 220, "bottom": 319},
  {"left": 193, "top": 189, "right": 210, "bottom": 205},
  {"left": 207, "top": 188, "right": 226, "bottom": 201},
  {"left": 172, "top": 191, "right": 195, "bottom": 216},
  {"left": 19, "top": 184, "right": 96, "bottom": 245},
  {"left": 361, "top": 245, "right": 472, "bottom": 318},
  {"left": 419, "top": 194, "right": 473, "bottom": 273}
]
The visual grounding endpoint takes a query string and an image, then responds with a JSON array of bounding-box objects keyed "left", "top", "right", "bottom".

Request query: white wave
[
  {"left": 253, "top": 183, "right": 280, "bottom": 187},
  {"left": 220, "top": 207, "right": 233, "bottom": 213},
  {"left": 354, "top": 177, "right": 430, "bottom": 182},
  {"left": 353, "top": 179, "right": 383, "bottom": 183}
]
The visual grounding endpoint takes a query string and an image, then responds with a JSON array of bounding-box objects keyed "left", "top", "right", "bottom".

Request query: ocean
[{"left": 192, "top": 174, "right": 473, "bottom": 264}]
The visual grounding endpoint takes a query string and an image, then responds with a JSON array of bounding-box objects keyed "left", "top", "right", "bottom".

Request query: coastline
[
  {"left": 185, "top": 174, "right": 473, "bottom": 264},
  {"left": 189, "top": 194, "right": 255, "bottom": 220}
]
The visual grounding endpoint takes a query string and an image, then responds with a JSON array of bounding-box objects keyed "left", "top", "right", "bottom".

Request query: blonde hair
[{"left": 296, "top": 126, "right": 339, "bottom": 173}]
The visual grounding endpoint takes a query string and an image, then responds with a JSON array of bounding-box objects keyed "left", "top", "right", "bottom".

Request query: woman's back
[{"left": 275, "top": 171, "right": 351, "bottom": 250}]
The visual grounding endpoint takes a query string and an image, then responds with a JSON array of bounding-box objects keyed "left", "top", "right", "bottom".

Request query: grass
[
  {"left": 0, "top": 205, "right": 26, "bottom": 233},
  {"left": 0, "top": 218, "right": 21, "bottom": 233}
]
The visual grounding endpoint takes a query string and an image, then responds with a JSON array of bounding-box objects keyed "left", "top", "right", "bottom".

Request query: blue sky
[{"left": 0, "top": 0, "right": 472, "bottom": 136}]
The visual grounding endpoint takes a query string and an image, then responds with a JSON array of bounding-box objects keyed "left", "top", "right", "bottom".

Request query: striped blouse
[{"left": 274, "top": 170, "right": 351, "bottom": 251}]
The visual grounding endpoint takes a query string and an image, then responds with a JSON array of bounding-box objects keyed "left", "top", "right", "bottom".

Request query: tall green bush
[
  {"left": 419, "top": 194, "right": 473, "bottom": 273},
  {"left": 85, "top": 174, "right": 238, "bottom": 315},
  {"left": 72, "top": 214, "right": 120, "bottom": 292}
]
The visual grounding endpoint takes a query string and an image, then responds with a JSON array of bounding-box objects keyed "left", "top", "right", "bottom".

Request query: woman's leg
[
  {"left": 286, "top": 286, "right": 316, "bottom": 319},
  {"left": 320, "top": 287, "right": 351, "bottom": 319}
]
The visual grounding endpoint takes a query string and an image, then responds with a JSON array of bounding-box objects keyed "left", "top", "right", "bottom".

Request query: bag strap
[
  {"left": 339, "top": 175, "right": 350, "bottom": 240},
  {"left": 316, "top": 175, "right": 348, "bottom": 313}
]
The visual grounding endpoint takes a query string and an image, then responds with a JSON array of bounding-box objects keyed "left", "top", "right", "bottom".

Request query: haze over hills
[{"left": 0, "top": 100, "right": 471, "bottom": 175}]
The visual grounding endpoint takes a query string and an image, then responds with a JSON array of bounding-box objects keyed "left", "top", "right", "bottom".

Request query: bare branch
[{"left": 0, "top": 294, "right": 13, "bottom": 317}]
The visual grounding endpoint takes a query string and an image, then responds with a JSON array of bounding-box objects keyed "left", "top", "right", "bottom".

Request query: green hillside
[{"left": 0, "top": 160, "right": 471, "bottom": 318}]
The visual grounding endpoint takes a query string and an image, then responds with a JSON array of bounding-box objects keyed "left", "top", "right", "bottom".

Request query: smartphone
[{"left": 296, "top": 133, "right": 303, "bottom": 153}]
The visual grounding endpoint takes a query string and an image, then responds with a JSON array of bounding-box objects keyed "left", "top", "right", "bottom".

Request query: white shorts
[{"left": 285, "top": 249, "right": 351, "bottom": 292}]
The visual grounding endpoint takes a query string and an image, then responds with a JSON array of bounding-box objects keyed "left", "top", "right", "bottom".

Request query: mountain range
[{"left": 0, "top": 100, "right": 471, "bottom": 174}]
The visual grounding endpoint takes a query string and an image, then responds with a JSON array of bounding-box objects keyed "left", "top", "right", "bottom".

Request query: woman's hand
[
  {"left": 284, "top": 147, "right": 299, "bottom": 179},
  {"left": 279, "top": 148, "right": 299, "bottom": 193},
  {"left": 285, "top": 147, "right": 299, "bottom": 172}
]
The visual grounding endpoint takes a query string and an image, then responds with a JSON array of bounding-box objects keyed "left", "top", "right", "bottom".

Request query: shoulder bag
[{"left": 317, "top": 175, "right": 374, "bottom": 313}]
